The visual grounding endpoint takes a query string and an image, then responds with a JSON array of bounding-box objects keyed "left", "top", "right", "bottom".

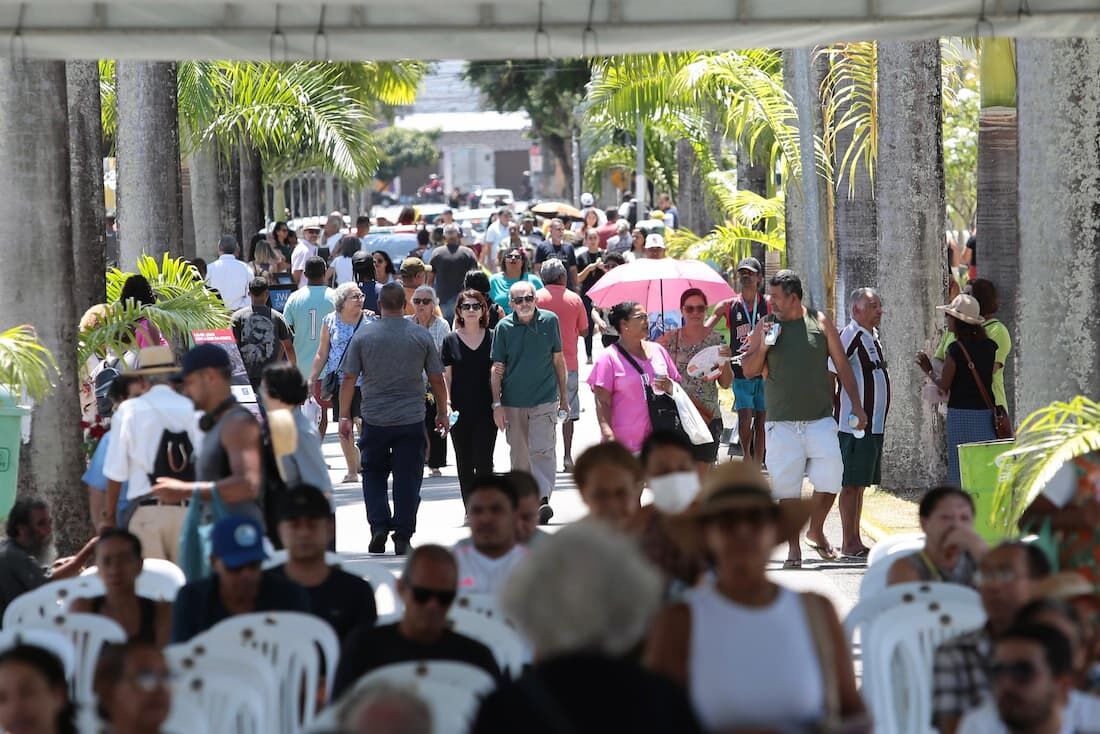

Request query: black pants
[
  {"left": 581, "top": 294, "right": 595, "bottom": 359},
  {"left": 451, "top": 412, "right": 498, "bottom": 506},
  {"left": 424, "top": 399, "right": 447, "bottom": 469}
]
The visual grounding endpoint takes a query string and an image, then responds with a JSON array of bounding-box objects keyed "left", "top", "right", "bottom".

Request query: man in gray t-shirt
[
  {"left": 339, "top": 283, "right": 448, "bottom": 556},
  {"left": 426, "top": 223, "right": 478, "bottom": 322}
]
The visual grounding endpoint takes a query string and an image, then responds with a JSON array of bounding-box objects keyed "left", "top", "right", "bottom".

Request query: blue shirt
[
  {"left": 281, "top": 285, "right": 336, "bottom": 379},
  {"left": 81, "top": 431, "right": 129, "bottom": 525}
]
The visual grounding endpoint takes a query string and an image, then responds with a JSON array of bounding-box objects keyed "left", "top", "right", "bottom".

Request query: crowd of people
[{"left": 6, "top": 193, "right": 1085, "bottom": 734}]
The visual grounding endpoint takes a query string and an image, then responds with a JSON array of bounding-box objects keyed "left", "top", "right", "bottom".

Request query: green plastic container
[
  {"left": 0, "top": 387, "right": 27, "bottom": 522},
  {"left": 958, "top": 438, "right": 1015, "bottom": 542}
]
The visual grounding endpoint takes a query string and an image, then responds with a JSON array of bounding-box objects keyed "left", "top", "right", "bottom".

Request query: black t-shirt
[
  {"left": 471, "top": 653, "right": 704, "bottom": 734},
  {"left": 947, "top": 338, "right": 997, "bottom": 410},
  {"left": 332, "top": 622, "right": 501, "bottom": 697},
  {"left": 0, "top": 539, "right": 46, "bottom": 619},
  {"left": 575, "top": 249, "right": 605, "bottom": 296},
  {"left": 534, "top": 242, "right": 578, "bottom": 289},
  {"left": 267, "top": 565, "right": 377, "bottom": 643},
  {"left": 230, "top": 305, "right": 292, "bottom": 388},
  {"left": 966, "top": 234, "right": 977, "bottom": 266},
  {"left": 440, "top": 330, "right": 494, "bottom": 418},
  {"left": 429, "top": 244, "right": 479, "bottom": 305}
]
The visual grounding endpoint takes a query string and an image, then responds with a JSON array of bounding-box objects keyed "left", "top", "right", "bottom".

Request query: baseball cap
[
  {"left": 580, "top": 192, "right": 595, "bottom": 207},
  {"left": 645, "top": 233, "right": 666, "bottom": 250},
  {"left": 279, "top": 485, "right": 333, "bottom": 522},
  {"left": 211, "top": 515, "right": 267, "bottom": 569},
  {"left": 736, "top": 257, "right": 763, "bottom": 273},
  {"left": 179, "top": 343, "right": 231, "bottom": 378},
  {"left": 400, "top": 257, "right": 432, "bottom": 276}
]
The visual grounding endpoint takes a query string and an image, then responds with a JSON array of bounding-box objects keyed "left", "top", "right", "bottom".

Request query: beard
[{"left": 32, "top": 541, "right": 58, "bottom": 567}]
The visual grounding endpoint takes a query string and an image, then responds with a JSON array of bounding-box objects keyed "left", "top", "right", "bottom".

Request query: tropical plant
[
  {"left": 81, "top": 254, "right": 229, "bottom": 363},
  {"left": 0, "top": 325, "right": 58, "bottom": 403},
  {"left": 990, "top": 397, "right": 1100, "bottom": 534}
]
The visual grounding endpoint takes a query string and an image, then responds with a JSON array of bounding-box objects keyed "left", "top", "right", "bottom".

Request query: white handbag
[{"left": 670, "top": 382, "right": 714, "bottom": 445}]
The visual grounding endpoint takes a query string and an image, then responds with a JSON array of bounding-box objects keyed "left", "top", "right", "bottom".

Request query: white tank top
[{"left": 685, "top": 584, "right": 826, "bottom": 733}]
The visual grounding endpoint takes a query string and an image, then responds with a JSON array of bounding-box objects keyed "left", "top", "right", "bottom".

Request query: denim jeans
[{"left": 358, "top": 421, "right": 426, "bottom": 540}]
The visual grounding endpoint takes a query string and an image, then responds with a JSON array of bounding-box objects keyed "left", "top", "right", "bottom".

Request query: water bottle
[
  {"left": 849, "top": 414, "right": 866, "bottom": 440},
  {"left": 449, "top": 410, "right": 460, "bottom": 428},
  {"left": 555, "top": 409, "right": 569, "bottom": 424}
]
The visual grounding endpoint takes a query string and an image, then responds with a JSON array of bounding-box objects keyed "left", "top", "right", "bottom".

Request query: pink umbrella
[{"left": 586, "top": 258, "right": 734, "bottom": 311}]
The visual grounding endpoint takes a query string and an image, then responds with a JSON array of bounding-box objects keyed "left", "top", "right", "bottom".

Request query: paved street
[{"left": 325, "top": 337, "right": 867, "bottom": 618}]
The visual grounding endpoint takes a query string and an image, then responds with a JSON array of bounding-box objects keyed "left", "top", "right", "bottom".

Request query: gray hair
[
  {"left": 338, "top": 681, "right": 432, "bottom": 734},
  {"left": 849, "top": 287, "right": 878, "bottom": 315},
  {"left": 442, "top": 222, "right": 461, "bottom": 238},
  {"left": 326, "top": 212, "right": 344, "bottom": 229},
  {"left": 412, "top": 284, "right": 437, "bottom": 303},
  {"left": 539, "top": 258, "right": 567, "bottom": 286},
  {"left": 508, "top": 280, "right": 536, "bottom": 298},
  {"left": 333, "top": 282, "right": 362, "bottom": 313},
  {"left": 500, "top": 522, "right": 663, "bottom": 659}
]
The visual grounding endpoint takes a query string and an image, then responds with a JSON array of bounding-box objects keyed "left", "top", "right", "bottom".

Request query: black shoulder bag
[
  {"left": 321, "top": 315, "right": 363, "bottom": 401},
  {"left": 615, "top": 343, "right": 683, "bottom": 435}
]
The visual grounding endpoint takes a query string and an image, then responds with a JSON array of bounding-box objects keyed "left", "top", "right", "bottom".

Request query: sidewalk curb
[{"left": 860, "top": 517, "right": 892, "bottom": 544}]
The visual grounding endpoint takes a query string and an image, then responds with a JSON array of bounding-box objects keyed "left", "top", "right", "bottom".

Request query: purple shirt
[{"left": 587, "top": 342, "right": 682, "bottom": 452}]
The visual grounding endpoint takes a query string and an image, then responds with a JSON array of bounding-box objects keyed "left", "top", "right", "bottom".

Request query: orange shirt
[{"left": 536, "top": 284, "right": 588, "bottom": 371}]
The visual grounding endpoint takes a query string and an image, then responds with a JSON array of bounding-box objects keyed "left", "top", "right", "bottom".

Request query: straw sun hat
[{"left": 936, "top": 293, "right": 985, "bottom": 325}]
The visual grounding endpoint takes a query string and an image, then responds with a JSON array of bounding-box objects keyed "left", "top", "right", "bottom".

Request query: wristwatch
[{"left": 491, "top": 401, "right": 502, "bottom": 409}]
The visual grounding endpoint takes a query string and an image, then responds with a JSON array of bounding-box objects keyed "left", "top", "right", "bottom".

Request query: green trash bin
[
  {"left": 958, "top": 438, "right": 1015, "bottom": 542},
  {"left": 0, "top": 387, "right": 28, "bottom": 522}
]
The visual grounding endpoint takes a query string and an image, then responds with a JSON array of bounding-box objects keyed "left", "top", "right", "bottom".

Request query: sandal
[
  {"left": 340, "top": 473, "right": 358, "bottom": 484},
  {"left": 805, "top": 542, "right": 839, "bottom": 561},
  {"left": 782, "top": 559, "right": 802, "bottom": 570},
  {"left": 841, "top": 548, "right": 871, "bottom": 561}
]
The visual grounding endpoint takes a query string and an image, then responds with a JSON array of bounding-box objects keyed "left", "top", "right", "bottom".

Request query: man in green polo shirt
[{"left": 491, "top": 281, "right": 569, "bottom": 525}]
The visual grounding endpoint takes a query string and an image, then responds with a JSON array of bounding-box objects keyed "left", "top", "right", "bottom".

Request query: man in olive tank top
[{"left": 741, "top": 271, "right": 868, "bottom": 568}]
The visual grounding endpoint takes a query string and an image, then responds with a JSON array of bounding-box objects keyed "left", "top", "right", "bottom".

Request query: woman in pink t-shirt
[
  {"left": 118, "top": 274, "right": 168, "bottom": 348},
  {"left": 588, "top": 300, "right": 682, "bottom": 453}
]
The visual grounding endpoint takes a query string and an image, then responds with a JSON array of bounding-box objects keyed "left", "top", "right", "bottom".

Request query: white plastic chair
[
  {"left": 447, "top": 607, "right": 531, "bottom": 677},
  {"left": 200, "top": 611, "right": 339, "bottom": 734},
  {"left": 340, "top": 558, "right": 402, "bottom": 622},
  {"left": 859, "top": 537, "right": 930, "bottom": 601},
  {"left": 173, "top": 669, "right": 266, "bottom": 734},
  {"left": 866, "top": 533, "right": 926, "bottom": 569},
  {"left": 2, "top": 577, "right": 104, "bottom": 628},
  {"left": 17, "top": 612, "right": 126, "bottom": 704},
  {"left": 345, "top": 661, "right": 497, "bottom": 734},
  {"left": 0, "top": 627, "right": 76, "bottom": 678},
  {"left": 161, "top": 694, "right": 210, "bottom": 734},
  {"left": 262, "top": 550, "right": 343, "bottom": 570},
  {"left": 454, "top": 593, "right": 505, "bottom": 622},
  {"left": 845, "top": 582, "right": 981, "bottom": 645},
  {"left": 80, "top": 558, "right": 187, "bottom": 602},
  {"left": 164, "top": 641, "right": 279, "bottom": 731},
  {"left": 862, "top": 597, "right": 986, "bottom": 734}
]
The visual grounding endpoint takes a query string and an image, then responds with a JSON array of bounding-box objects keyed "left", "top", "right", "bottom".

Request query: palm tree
[
  {"left": 1015, "top": 39, "right": 1100, "bottom": 419},
  {"left": 0, "top": 326, "right": 58, "bottom": 403},
  {"left": 0, "top": 59, "right": 90, "bottom": 553},
  {"left": 66, "top": 61, "right": 107, "bottom": 320},
  {"left": 875, "top": 40, "right": 949, "bottom": 487}
]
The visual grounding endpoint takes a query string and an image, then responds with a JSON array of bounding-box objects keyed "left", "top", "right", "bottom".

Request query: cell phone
[{"left": 764, "top": 322, "right": 782, "bottom": 346}]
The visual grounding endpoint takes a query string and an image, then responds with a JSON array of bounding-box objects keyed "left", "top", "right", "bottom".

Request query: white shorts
[{"left": 764, "top": 417, "right": 843, "bottom": 499}]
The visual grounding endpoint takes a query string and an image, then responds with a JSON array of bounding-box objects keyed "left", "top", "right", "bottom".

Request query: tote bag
[{"left": 178, "top": 487, "right": 229, "bottom": 582}]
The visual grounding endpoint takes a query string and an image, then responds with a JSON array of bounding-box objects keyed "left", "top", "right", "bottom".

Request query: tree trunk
[
  {"left": 115, "top": 62, "right": 183, "bottom": 268},
  {"left": 0, "top": 60, "right": 91, "bottom": 554},
  {"left": 783, "top": 48, "right": 833, "bottom": 315},
  {"left": 180, "top": 161, "right": 196, "bottom": 259},
  {"left": 738, "top": 147, "right": 770, "bottom": 264},
  {"left": 876, "top": 40, "right": 948, "bottom": 487},
  {"left": 545, "top": 134, "right": 572, "bottom": 199},
  {"left": 1015, "top": 39, "right": 1100, "bottom": 418},
  {"left": 188, "top": 142, "right": 222, "bottom": 261},
  {"left": 65, "top": 61, "right": 106, "bottom": 320},
  {"left": 239, "top": 143, "right": 264, "bottom": 243},
  {"left": 831, "top": 72, "right": 879, "bottom": 320},
  {"left": 676, "top": 139, "right": 714, "bottom": 236},
  {"left": 218, "top": 145, "right": 241, "bottom": 250}
]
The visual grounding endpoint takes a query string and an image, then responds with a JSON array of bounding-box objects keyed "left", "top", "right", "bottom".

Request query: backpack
[{"left": 148, "top": 429, "right": 195, "bottom": 485}]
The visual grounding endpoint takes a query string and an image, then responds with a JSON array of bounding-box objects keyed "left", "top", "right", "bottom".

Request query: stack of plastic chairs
[
  {"left": 16, "top": 612, "right": 126, "bottom": 704},
  {"left": 80, "top": 558, "right": 187, "bottom": 602},
  {"left": 858, "top": 533, "right": 927, "bottom": 601},
  {"left": 446, "top": 607, "right": 531, "bottom": 677}
]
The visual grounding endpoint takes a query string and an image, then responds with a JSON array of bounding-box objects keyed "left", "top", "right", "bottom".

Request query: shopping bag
[
  {"left": 670, "top": 383, "right": 714, "bottom": 445},
  {"left": 178, "top": 486, "right": 229, "bottom": 582}
]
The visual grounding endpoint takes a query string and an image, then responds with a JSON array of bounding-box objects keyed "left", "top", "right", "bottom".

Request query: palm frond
[
  {"left": 0, "top": 325, "right": 58, "bottom": 402},
  {"left": 666, "top": 224, "right": 784, "bottom": 266},
  {"left": 819, "top": 41, "right": 877, "bottom": 196},
  {"left": 99, "top": 59, "right": 117, "bottom": 148},
  {"left": 991, "top": 397, "right": 1100, "bottom": 533}
]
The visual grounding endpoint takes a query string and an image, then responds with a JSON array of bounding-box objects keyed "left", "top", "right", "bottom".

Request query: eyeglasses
[
  {"left": 682, "top": 304, "right": 707, "bottom": 314},
  {"left": 129, "top": 670, "right": 174, "bottom": 692},
  {"left": 975, "top": 568, "right": 1021, "bottom": 586},
  {"left": 409, "top": 586, "right": 456, "bottom": 606},
  {"left": 505, "top": 254, "right": 524, "bottom": 261},
  {"left": 460, "top": 303, "right": 483, "bottom": 311},
  {"left": 511, "top": 295, "right": 536, "bottom": 304},
  {"left": 990, "top": 659, "right": 1038, "bottom": 686},
  {"left": 412, "top": 298, "right": 434, "bottom": 305},
  {"left": 348, "top": 294, "right": 365, "bottom": 301},
  {"left": 708, "top": 506, "right": 779, "bottom": 530}
]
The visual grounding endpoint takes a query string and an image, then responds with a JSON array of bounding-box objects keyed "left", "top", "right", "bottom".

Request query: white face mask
[{"left": 648, "top": 471, "right": 700, "bottom": 515}]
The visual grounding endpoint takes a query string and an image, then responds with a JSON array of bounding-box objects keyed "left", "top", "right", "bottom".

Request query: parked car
[{"left": 480, "top": 188, "right": 515, "bottom": 206}]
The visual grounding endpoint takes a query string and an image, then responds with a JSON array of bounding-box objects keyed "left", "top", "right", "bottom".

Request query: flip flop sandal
[
  {"left": 805, "top": 542, "right": 839, "bottom": 561},
  {"left": 782, "top": 559, "right": 802, "bottom": 570},
  {"left": 841, "top": 548, "right": 871, "bottom": 561}
]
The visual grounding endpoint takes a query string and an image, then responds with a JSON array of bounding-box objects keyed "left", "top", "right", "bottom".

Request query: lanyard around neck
[{"left": 740, "top": 294, "right": 760, "bottom": 327}]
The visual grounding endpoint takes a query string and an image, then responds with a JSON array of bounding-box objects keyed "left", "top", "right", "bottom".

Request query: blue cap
[
  {"left": 180, "top": 343, "right": 231, "bottom": 378},
  {"left": 211, "top": 516, "right": 267, "bottom": 569}
]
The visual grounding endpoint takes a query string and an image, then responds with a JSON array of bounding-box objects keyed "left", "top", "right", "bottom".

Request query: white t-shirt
[
  {"left": 205, "top": 254, "right": 254, "bottom": 310},
  {"left": 291, "top": 243, "right": 319, "bottom": 275},
  {"left": 326, "top": 233, "right": 343, "bottom": 252},
  {"left": 957, "top": 690, "right": 1100, "bottom": 734},
  {"left": 483, "top": 220, "right": 510, "bottom": 265},
  {"left": 330, "top": 256, "right": 354, "bottom": 285},
  {"left": 452, "top": 540, "right": 527, "bottom": 596}
]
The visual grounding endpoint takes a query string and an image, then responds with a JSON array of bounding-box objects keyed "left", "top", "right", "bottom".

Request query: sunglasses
[
  {"left": 511, "top": 295, "right": 536, "bottom": 304},
  {"left": 505, "top": 254, "right": 524, "bottom": 261},
  {"left": 409, "top": 586, "right": 456, "bottom": 606},
  {"left": 708, "top": 506, "right": 779, "bottom": 529},
  {"left": 460, "top": 303, "right": 483, "bottom": 311},
  {"left": 990, "top": 659, "right": 1038, "bottom": 685},
  {"left": 682, "top": 304, "right": 707, "bottom": 314},
  {"left": 412, "top": 298, "right": 434, "bottom": 305}
]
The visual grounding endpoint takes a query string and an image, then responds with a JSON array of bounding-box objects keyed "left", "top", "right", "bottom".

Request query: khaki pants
[
  {"left": 128, "top": 504, "right": 187, "bottom": 564},
  {"left": 504, "top": 402, "right": 557, "bottom": 501}
]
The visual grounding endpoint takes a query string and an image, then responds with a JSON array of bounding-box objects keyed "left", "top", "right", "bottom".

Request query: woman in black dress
[{"left": 441, "top": 288, "right": 497, "bottom": 509}]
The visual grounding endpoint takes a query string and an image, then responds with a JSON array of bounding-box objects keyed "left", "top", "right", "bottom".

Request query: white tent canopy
[{"left": 0, "top": 0, "right": 1096, "bottom": 61}]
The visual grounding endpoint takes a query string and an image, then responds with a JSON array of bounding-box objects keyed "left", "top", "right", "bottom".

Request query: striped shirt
[{"left": 830, "top": 320, "right": 891, "bottom": 435}]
